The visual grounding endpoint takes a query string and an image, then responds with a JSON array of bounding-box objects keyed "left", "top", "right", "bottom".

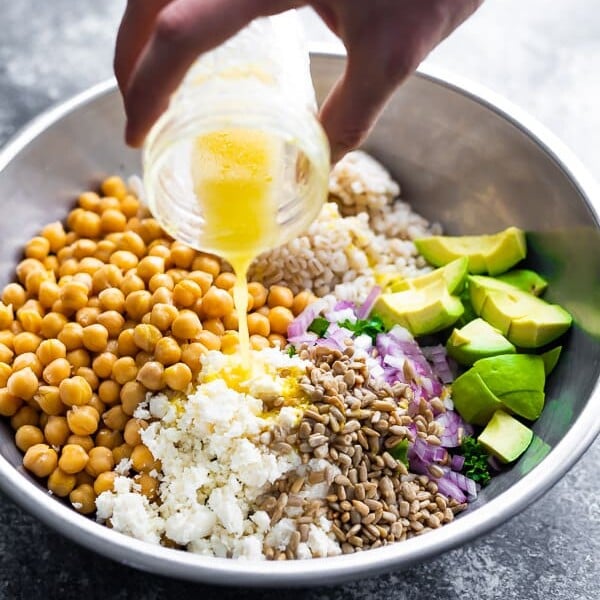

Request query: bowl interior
[{"left": 0, "top": 53, "right": 599, "bottom": 584}]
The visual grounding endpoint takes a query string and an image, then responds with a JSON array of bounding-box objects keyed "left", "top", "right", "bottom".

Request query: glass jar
[{"left": 142, "top": 10, "right": 330, "bottom": 258}]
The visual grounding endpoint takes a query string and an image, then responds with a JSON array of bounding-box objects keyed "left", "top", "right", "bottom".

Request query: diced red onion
[
  {"left": 450, "top": 454, "right": 465, "bottom": 471},
  {"left": 435, "top": 411, "right": 466, "bottom": 448},
  {"left": 287, "top": 332, "right": 318, "bottom": 345},
  {"left": 436, "top": 476, "right": 467, "bottom": 503},
  {"left": 356, "top": 286, "right": 381, "bottom": 319},
  {"left": 444, "top": 470, "right": 478, "bottom": 501},
  {"left": 383, "top": 355, "right": 405, "bottom": 370},
  {"left": 325, "top": 307, "right": 356, "bottom": 324},
  {"left": 287, "top": 298, "right": 328, "bottom": 339},
  {"left": 422, "top": 344, "right": 454, "bottom": 384},
  {"left": 412, "top": 437, "right": 447, "bottom": 463},
  {"left": 334, "top": 300, "right": 355, "bottom": 311}
]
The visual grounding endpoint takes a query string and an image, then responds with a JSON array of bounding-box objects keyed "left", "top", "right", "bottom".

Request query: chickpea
[
  {"left": 0, "top": 302, "right": 14, "bottom": 329},
  {"left": 60, "top": 281, "right": 89, "bottom": 312},
  {"left": 83, "top": 446, "right": 114, "bottom": 478},
  {"left": 268, "top": 306, "right": 294, "bottom": 335},
  {"left": 149, "top": 286, "right": 172, "bottom": 308},
  {"left": 100, "top": 176, "right": 127, "bottom": 200},
  {"left": 13, "top": 331, "right": 42, "bottom": 355},
  {"left": 41, "top": 221, "right": 67, "bottom": 253},
  {"left": 0, "top": 388, "right": 22, "bottom": 416},
  {"left": 58, "top": 322, "right": 84, "bottom": 350},
  {"left": 76, "top": 306, "right": 100, "bottom": 328},
  {"left": 78, "top": 256, "right": 105, "bottom": 276},
  {"left": 15, "top": 258, "right": 45, "bottom": 284},
  {"left": 135, "top": 351, "right": 152, "bottom": 368},
  {"left": 11, "top": 320, "right": 24, "bottom": 335},
  {"left": 96, "top": 310, "right": 125, "bottom": 338},
  {"left": 90, "top": 352, "right": 115, "bottom": 380},
  {"left": 73, "top": 210, "right": 101, "bottom": 238},
  {"left": 75, "top": 192, "right": 100, "bottom": 212},
  {"left": 136, "top": 256, "right": 164, "bottom": 282},
  {"left": 268, "top": 285, "right": 294, "bottom": 309},
  {"left": 172, "top": 280, "right": 202, "bottom": 308},
  {"left": 123, "top": 418, "right": 147, "bottom": 447},
  {"left": 212, "top": 272, "right": 235, "bottom": 290},
  {"left": 250, "top": 335, "right": 270, "bottom": 351},
  {"left": 35, "top": 385, "right": 64, "bottom": 415},
  {"left": 118, "top": 230, "right": 146, "bottom": 258},
  {"left": 180, "top": 342, "right": 207, "bottom": 373},
  {"left": 0, "top": 330, "right": 15, "bottom": 350},
  {"left": 25, "top": 269, "right": 55, "bottom": 296},
  {"left": 67, "top": 405, "right": 100, "bottom": 436},
  {"left": 44, "top": 415, "right": 70, "bottom": 446},
  {"left": 23, "top": 444, "right": 58, "bottom": 478},
  {"left": 43, "top": 255, "right": 59, "bottom": 274},
  {"left": 58, "top": 443, "right": 89, "bottom": 474},
  {"left": 7, "top": 367, "right": 38, "bottom": 400},
  {"left": 201, "top": 286, "right": 234, "bottom": 319},
  {"left": 36, "top": 339, "right": 67, "bottom": 366},
  {"left": 116, "top": 328, "right": 138, "bottom": 357},
  {"left": 113, "top": 443, "right": 134, "bottom": 464},
  {"left": 200, "top": 318, "right": 223, "bottom": 337},
  {"left": 15, "top": 425, "right": 44, "bottom": 452},
  {"left": 191, "top": 254, "right": 220, "bottom": 278},
  {"left": 88, "top": 393, "right": 106, "bottom": 416},
  {"left": 98, "top": 380, "right": 121, "bottom": 405},
  {"left": 92, "top": 264, "right": 123, "bottom": 293},
  {"left": 40, "top": 312, "right": 68, "bottom": 339},
  {"left": 100, "top": 208, "right": 127, "bottom": 234},
  {"left": 247, "top": 312, "right": 271, "bottom": 337},
  {"left": 0, "top": 363, "right": 12, "bottom": 387},
  {"left": 42, "top": 358, "right": 72, "bottom": 386},
  {"left": 69, "top": 484, "right": 96, "bottom": 514},
  {"left": 24, "top": 236, "right": 50, "bottom": 260},
  {"left": 151, "top": 337, "right": 180, "bottom": 366},
  {"left": 195, "top": 331, "right": 220, "bottom": 352},
  {"left": 125, "top": 290, "right": 152, "bottom": 321},
  {"left": 17, "top": 308, "right": 43, "bottom": 334},
  {"left": 2, "top": 283, "right": 26, "bottom": 309},
  {"left": 187, "top": 271, "right": 212, "bottom": 295},
  {"left": 59, "top": 376, "right": 93, "bottom": 407},
  {"left": 58, "top": 258, "right": 80, "bottom": 279},
  {"left": 131, "top": 444, "right": 158, "bottom": 473},
  {"left": 171, "top": 311, "right": 202, "bottom": 340},
  {"left": 75, "top": 367, "right": 99, "bottom": 391},
  {"left": 12, "top": 352, "right": 42, "bottom": 377},
  {"left": 94, "top": 471, "right": 117, "bottom": 495},
  {"left": 66, "top": 434, "right": 95, "bottom": 453},
  {"left": 46, "top": 468, "right": 77, "bottom": 497},
  {"left": 97, "top": 288, "right": 125, "bottom": 312},
  {"left": 80, "top": 323, "right": 108, "bottom": 353},
  {"left": 11, "top": 405, "right": 39, "bottom": 430},
  {"left": 268, "top": 333, "right": 287, "bottom": 349},
  {"left": 95, "top": 428, "right": 123, "bottom": 450},
  {"left": 148, "top": 273, "right": 174, "bottom": 293},
  {"left": 120, "top": 381, "right": 146, "bottom": 416},
  {"left": 222, "top": 311, "right": 238, "bottom": 331},
  {"left": 134, "top": 472, "right": 159, "bottom": 500},
  {"left": 111, "top": 356, "right": 138, "bottom": 385},
  {"left": 66, "top": 349, "right": 91, "bottom": 370},
  {"left": 136, "top": 361, "right": 164, "bottom": 391},
  {"left": 148, "top": 244, "right": 171, "bottom": 265},
  {"left": 93, "top": 239, "right": 116, "bottom": 263},
  {"left": 164, "top": 362, "right": 192, "bottom": 392},
  {"left": 149, "top": 303, "right": 178, "bottom": 332},
  {"left": 132, "top": 323, "right": 162, "bottom": 354},
  {"left": 72, "top": 243, "right": 97, "bottom": 265}
]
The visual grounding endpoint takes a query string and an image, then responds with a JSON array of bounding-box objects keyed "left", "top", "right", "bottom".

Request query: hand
[{"left": 115, "top": 0, "right": 482, "bottom": 160}]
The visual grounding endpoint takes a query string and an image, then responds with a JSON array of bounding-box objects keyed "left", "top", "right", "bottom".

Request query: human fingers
[
  {"left": 123, "top": 0, "right": 300, "bottom": 146},
  {"left": 319, "top": 0, "right": 483, "bottom": 161},
  {"left": 114, "top": 0, "right": 173, "bottom": 95}
]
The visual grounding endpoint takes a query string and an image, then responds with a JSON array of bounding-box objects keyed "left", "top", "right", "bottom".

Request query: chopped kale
[
  {"left": 339, "top": 314, "right": 386, "bottom": 342},
  {"left": 308, "top": 316, "right": 330, "bottom": 337},
  {"left": 459, "top": 436, "right": 492, "bottom": 486}
]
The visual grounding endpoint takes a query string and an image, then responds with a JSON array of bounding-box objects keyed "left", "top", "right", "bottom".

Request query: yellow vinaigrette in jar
[{"left": 191, "top": 128, "right": 282, "bottom": 364}]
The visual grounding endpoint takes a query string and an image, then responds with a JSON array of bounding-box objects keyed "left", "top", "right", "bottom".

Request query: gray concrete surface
[{"left": 0, "top": 1, "right": 599, "bottom": 598}]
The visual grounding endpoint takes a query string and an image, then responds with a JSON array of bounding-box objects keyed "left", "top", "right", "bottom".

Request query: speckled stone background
[{"left": 1, "top": 1, "right": 599, "bottom": 599}]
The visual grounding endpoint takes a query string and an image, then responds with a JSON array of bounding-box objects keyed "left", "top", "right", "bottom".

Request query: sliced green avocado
[
  {"left": 389, "top": 257, "right": 469, "bottom": 295},
  {"left": 414, "top": 227, "right": 526, "bottom": 276},
  {"left": 496, "top": 269, "right": 548, "bottom": 296},
  {"left": 451, "top": 369, "right": 504, "bottom": 426},
  {"left": 478, "top": 410, "right": 533, "bottom": 463},
  {"left": 373, "top": 279, "right": 464, "bottom": 336},
  {"left": 541, "top": 346, "right": 562, "bottom": 375},
  {"left": 446, "top": 318, "right": 516, "bottom": 366},
  {"left": 468, "top": 275, "right": 572, "bottom": 348}
]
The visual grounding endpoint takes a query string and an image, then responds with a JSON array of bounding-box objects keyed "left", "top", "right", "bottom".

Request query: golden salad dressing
[{"left": 191, "top": 128, "right": 281, "bottom": 366}]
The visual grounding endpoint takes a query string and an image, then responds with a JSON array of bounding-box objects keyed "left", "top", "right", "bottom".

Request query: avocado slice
[
  {"left": 478, "top": 410, "right": 533, "bottom": 463},
  {"left": 414, "top": 227, "right": 526, "bottom": 276},
  {"left": 373, "top": 279, "right": 464, "bottom": 336},
  {"left": 496, "top": 269, "right": 548, "bottom": 296},
  {"left": 389, "top": 257, "right": 469, "bottom": 295},
  {"left": 451, "top": 369, "right": 504, "bottom": 426},
  {"left": 446, "top": 318, "right": 516, "bottom": 366},
  {"left": 469, "top": 275, "right": 572, "bottom": 348},
  {"left": 541, "top": 346, "right": 562, "bottom": 375}
]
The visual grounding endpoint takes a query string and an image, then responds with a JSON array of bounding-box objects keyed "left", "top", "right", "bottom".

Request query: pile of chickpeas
[{"left": 0, "top": 176, "right": 314, "bottom": 515}]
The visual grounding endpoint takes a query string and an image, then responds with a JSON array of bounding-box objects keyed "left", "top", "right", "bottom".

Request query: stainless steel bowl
[{"left": 1, "top": 51, "right": 599, "bottom": 587}]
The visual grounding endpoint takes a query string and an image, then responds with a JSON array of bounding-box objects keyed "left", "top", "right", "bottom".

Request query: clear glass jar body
[{"left": 143, "top": 11, "right": 330, "bottom": 257}]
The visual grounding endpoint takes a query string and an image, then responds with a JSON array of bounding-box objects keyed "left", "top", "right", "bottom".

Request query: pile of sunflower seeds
[{"left": 258, "top": 343, "right": 467, "bottom": 560}]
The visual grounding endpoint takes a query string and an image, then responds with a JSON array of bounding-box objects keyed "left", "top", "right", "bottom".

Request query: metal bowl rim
[{"left": 0, "top": 48, "right": 598, "bottom": 585}]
